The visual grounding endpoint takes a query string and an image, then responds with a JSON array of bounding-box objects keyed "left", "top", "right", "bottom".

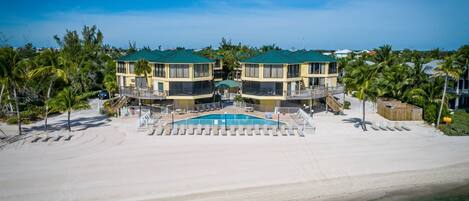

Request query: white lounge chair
[
  {"left": 379, "top": 122, "right": 388, "bottom": 131},
  {"left": 401, "top": 123, "right": 411, "bottom": 131},
  {"left": 220, "top": 127, "right": 227, "bottom": 136},
  {"left": 270, "top": 126, "right": 277, "bottom": 136},
  {"left": 171, "top": 125, "right": 179, "bottom": 135},
  {"left": 163, "top": 126, "right": 171, "bottom": 135},
  {"left": 393, "top": 122, "right": 403, "bottom": 131},
  {"left": 280, "top": 125, "right": 288, "bottom": 136},
  {"left": 155, "top": 126, "right": 164, "bottom": 135},
  {"left": 211, "top": 126, "right": 219, "bottom": 136},
  {"left": 237, "top": 125, "right": 244, "bottom": 136},
  {"left": 195, "top": 124, "right": 202, "bottom": 135},
  {"left": 186, "top": 125, "right": 194, "bottom": 135},
  {"left": 230, "top": 126, "right": 236, "bottom": 136},
  {"left": 204, "top": 126, "right": 211, "bottom": 135},
  {"left": 178, "top": 124, "right": 186, "bottom": 135},
  {"left": 245, "top": 125, "right": 253, "bottom": 136},
  {"left": 253, "top": 125, "right": 260, "bottom": 135},
  {"left": 146, "top": 128, "right": 155, "bottom": 136},
  {"left": 287, "top": 126, "right": 294, "bottom": 136},
  {"left": 371, "top": 121, "right": 380, "bottom": 131},
  {"left": 386, "top": 122, "right": 395, "bottom": 131}
]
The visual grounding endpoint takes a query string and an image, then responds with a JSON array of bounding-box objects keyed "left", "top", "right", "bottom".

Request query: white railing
[{"left": 138, "top": 110, "right": 154, "bottom": 128}]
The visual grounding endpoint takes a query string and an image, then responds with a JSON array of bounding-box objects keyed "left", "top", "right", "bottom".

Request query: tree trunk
[
  {"left": 362, "top": 98, "right": 367, "bottom": 131},
  {"left": 0, "top": 84, "right": 4, "bottom": 109},
  {"left": 44, "top": 80, "right": 53, "bottom": 133},
  {"left": 436, "top": 75, "right": 448, "bottom": 127},
  {"left": 67, "top": 110, "right": 71, "bottom": 132},
  {"left": 13, "top": 87, "right": 22, "bottom": 135}
]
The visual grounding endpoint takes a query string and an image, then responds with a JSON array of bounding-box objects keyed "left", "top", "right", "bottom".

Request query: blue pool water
[{"left": 174, "top": 114, "right": 283, "bottom": 126}]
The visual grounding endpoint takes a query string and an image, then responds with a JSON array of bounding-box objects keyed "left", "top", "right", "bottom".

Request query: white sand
[{"left": 1, "top": 97, "right": 469, "bottom": 201}]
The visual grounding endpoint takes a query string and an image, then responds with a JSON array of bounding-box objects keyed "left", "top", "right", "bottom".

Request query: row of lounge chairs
[
  {"left": 186, "top": 103, "right": 222, "bottom": 113},
  {"left": 30, "top": 135, "right": 73, "bottom": 143},
  {"left": 371, "top": 121, "right": 411, "bottom": 131},
  {"left": 146, "top": 124, "right": 304, "bottom": 137}
]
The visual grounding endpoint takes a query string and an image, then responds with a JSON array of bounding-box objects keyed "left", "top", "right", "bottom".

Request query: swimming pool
[{"left": 174, "top": 114, "right": 283, "bottom": 126}]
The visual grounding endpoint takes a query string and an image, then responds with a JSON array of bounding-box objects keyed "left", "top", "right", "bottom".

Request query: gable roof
[
  {"left": 117, "top": 49, "right": 214, "bottom": 63},
  {"left": 241, "top": 50, "right": 336, "bottom": 64}
]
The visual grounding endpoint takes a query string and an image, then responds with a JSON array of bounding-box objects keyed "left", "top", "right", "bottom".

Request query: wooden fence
[{"left": 377, "top": 98, "right": 422, "bottom": 121}]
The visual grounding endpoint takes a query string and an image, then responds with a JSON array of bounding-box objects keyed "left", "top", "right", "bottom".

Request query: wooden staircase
[{"left": 326, "top": 94, "right": 343, "bottom": 114}]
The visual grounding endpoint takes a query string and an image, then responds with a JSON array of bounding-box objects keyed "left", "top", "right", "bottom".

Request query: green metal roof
[
  {"left": 241, "top": 50, "right": 336, "bottom": 64},
  {"left": 215, "top": 80, "right": 241, "bottom": 88},
  {"left": 289, "top": 50, "right": 336, "bottom": 63},
  {"left": 117, "top": 49, "right": 214, "bottom": 63},
  {"left": 241, "top": 50, "right": 302, "bottom": 64}
]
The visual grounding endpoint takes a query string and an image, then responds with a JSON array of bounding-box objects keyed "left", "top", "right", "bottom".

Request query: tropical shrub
[{"left": 343, "top": 101, "right": 351, "bottom": 109}]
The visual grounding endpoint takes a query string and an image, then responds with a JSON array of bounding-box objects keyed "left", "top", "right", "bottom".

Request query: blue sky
[{"left": 0, "top": 0, "right": 468, "bottom": 50}]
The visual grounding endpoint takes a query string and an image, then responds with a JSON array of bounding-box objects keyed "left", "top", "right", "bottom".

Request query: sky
[{"left": 0, "top": 0, "right": 468, "bottom": 50}]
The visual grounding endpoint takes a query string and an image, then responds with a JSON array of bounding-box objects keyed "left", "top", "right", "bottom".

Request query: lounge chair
[
  {"left": 215, "top": 102, "right": 221, "bottom": 110},
  {"left": 31, "top": 137, "right": 42, "bottom": 143},
  {"left": 179, "top": 124, "right": 186, "bottom": 135},
  {"left": 155, "top": 126, "right": 164, "bottom": 135},
  {"left": 280, "top": 125, "right": 288, "bottom": 136},
  {"left": 53, "top": 136, "right": 63, "bottom": 142},
  {"left": 393, "top": 122, "right": 403, "bottom": 131},
  {"left": 220, "top": 127, "right": 227, "bottom": 136},
  {"left": 163, "top": 126, "right": 171, "bottom": 135},
  {"left": 401, "top": 123, "right": 411, "bottom": 131},
  {"left": 64, "top": 135, "right": 73, "bottom": 141},
  {"left": 186, "top": 125, "right": 194, "bottom": 135},
  {"left": 209, "top": 104, "right": 215, "bottom": 111},
  {"left": 237, "top": 125, "right": 244, "bottom": 136},
  {"left": 195, "top": 124, "right": 203, "bottom": 135},
  {"left": 386, "top": 122, "right": 395, "bottom": 131},
  {"left": 230, "top": 126, "right": 236, "bottom": 136},
  {"left": 287, "top": 126, "right": 294, "bottom": 136},
  {"left": 171, "top": 125, "right": 179, "bottom": 135},
  {"left": 253, "top": 125, "right": 260, "bottom": 135},
  {"left": 203, "top": 126, "right": 211, "bottom": 135},
  {"left": 371, "top": 121, "right": 380, "bottom": 131},
  {"left": 146, "top": 128, "right": 155, "bottom": 135},
  {"left": 270, "top": 126, "right": 277, "bottom": 136},
  {"left": 379, "top": 122, "right": 388, "bottom": 131},
  {"left": 260, "top": 125, "right": 266, "bottom": 136},
  {"left": 211, "top": 126, "right": 218, "bottom": 136},
  {"left": 245, "top": 125, "right": 253, "bottom": 136},
  {"left": 42, "top": 136, "right": 52, "bottom": 142},
  {"left": 298, "top": 128, "right": 305, "bottom": 137}
]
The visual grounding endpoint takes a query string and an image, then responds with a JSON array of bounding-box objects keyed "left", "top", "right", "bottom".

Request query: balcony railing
[
  {"left": 286, "top": 85, "right": 344, "bottom": 100},
  {"left": 119, "top": 87, "right": 167, "bottom": 99}
]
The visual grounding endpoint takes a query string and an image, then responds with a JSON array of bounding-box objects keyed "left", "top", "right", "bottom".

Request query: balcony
[
  {"left": 286, "top": 85, "right": 344, "bottom": 100},
  {"left": 119, "top": 87, "right": 167, "bottom": 100}
]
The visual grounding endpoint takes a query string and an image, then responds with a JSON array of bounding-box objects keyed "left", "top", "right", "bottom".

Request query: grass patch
[{"left": 439, "top": 110, "right": 469, "bottom": 136}]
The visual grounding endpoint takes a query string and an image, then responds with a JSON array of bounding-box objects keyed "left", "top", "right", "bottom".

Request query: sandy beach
[{"left": 1, "top": 98, "right": 469, "bottom": 201}]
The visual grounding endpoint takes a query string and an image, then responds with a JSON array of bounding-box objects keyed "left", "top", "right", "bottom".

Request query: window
[
  {"left": 194, "top": 64, "right": 210, "bottom": 77},
  {"left": 308, "top": 63, "right": 324, "bottom": 74},
  {"left": 169, "top": 81, "right": 213, "bottom": 96},
  {"left": 309, "top": 77, "right": 325, "bottom": 87},
  {"left": 263, "top": 64, "right": 283, "bottom": 78},
  {"left": 215, "top": 59, "right": 221, "bottom": 68},
  {"left": 287, "top": 64, "right": 300, "bottom": 78},
  {"left": 117, "top": 62, "right": 126, "bottom": 73},
  {"left": 135, "top": 77, "right": 147, "bottom": 88},
  {"left": 242, "top": 81, "right": 283, "bottom": 96},
  {"left": 214, "top": 70, "right": 224, "bottom": 79},
  {"left": 245, "top": 64, "right": 259, "bottom": 77},
  {"left": 153, "top": 64, "right": 165, "bottom": 77},
  {"left": 169, "top": 64, "right": 189, "bottom": 78},
  {"left": 328, "top": 62, "right": 337, "bottom": 74},
  {"left": 129, "top": 62, "right": 135, "bottom": 74}
]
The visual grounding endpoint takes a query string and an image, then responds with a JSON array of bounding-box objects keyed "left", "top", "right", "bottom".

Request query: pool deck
[{"left": 159, "top": 105, "right": 299, "bottom": 127}]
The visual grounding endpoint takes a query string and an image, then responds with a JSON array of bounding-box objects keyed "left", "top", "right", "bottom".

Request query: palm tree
[
  {"left": 133, "top": 59, "right": 152, "bottom": 117},
  {"left": 48, "top": 87, "right": 90, "bottom": 132},
  {"left": 343, "top": 59, "right": 379, "bottom": 131},
  {"left": 0, "top": 47, "right": 25, "bottom": 135},
  {"left": 29, "top": 49, "right": 67, "bottom": 132},
  {"left": 433, "top": 56, "right": 462, "bottom": 127}
]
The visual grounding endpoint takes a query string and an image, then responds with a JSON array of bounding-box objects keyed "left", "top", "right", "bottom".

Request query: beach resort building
[
  {"left": 116, "top": 49, "right": 215, "bottom": 108},
  {"left": 239, "top": 50, "right": 343, "bottom": 110}
]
